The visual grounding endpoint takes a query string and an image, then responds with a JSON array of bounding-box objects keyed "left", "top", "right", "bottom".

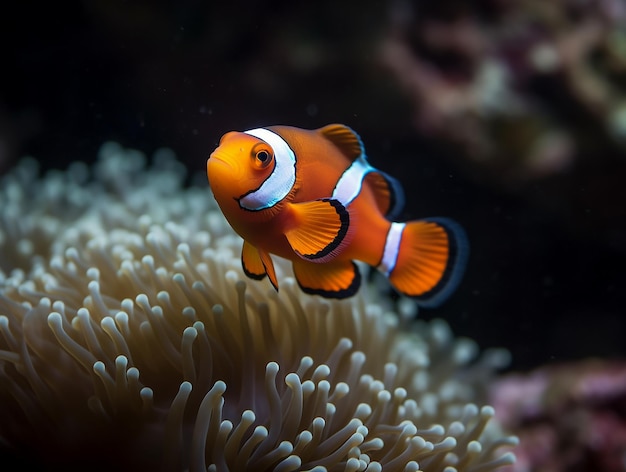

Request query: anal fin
[
  {"left": 292, "top": 258, "right": 361, "bottom": 299},
  {"left": 285, "top": 199, "right": 349, "bottom": 262}
]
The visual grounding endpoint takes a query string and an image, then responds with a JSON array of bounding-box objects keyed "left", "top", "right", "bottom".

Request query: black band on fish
[{"left": 242, "top": 260, "right": 266, "bottom": 280}]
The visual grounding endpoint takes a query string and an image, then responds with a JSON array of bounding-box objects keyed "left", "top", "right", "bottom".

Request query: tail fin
[{"left": 383, "top": 218, "right": 468, "bottom": 308}]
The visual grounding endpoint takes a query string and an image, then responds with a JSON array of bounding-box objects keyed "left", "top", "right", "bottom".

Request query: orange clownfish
[{"left": 207, "top": 124, "right": 468, "bottom": 307}]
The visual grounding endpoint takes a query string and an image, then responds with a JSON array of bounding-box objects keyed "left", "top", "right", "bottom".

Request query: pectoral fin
[
  {"left": 292, "top": 258, "right": 361, "bottom": 299},
  {"left": 241, "top": 240, "right": 279, "bottom": 291},
  {"left": 285, "top": 199, "right": 349, "bottom": 262}
]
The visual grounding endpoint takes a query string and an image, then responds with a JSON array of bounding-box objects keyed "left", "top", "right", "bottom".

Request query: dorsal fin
[
  {"left": 365, "top": 170, "right": 405, "bottom": 220},
  {"left": 318, "top": 124, "right": 364, "bottom": 161}
]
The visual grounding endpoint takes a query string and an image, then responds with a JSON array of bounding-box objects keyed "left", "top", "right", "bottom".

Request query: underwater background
[
  {"left": 1, "top": 1, "right": 626, "bottom": 469},
  {"left": 3, "top": 0, "right": 625, "bottom": 371}
]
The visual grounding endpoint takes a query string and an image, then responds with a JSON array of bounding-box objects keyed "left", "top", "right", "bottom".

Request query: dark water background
[{"left": 2, "top": 0, "right": 625, "bottom": 372}]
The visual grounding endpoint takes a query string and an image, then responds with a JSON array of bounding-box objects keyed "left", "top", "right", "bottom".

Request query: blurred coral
[
  {"left": 490, "top": 359, "right": 626, "bottom": 471},
  {"left": 382, "top": 0, "right": 626, "bottom": 181},
  {"left": 0, "top": 144, "right": 516, "bottom": 470}
]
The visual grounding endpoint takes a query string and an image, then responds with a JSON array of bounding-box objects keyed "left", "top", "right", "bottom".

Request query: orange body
[
  {"left": 211, "top": 127, "right": 387, "bottom": 263},
  {"left": 208, "top": 124, "right": 468, "bottom": 305}
]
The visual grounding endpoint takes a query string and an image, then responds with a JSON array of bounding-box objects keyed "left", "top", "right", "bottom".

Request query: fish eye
[
  {"left": 251, "top": 144, "right": 274, "bottom": 169},
  {"left": 256, "top": 150, "right": 269, "bottom": 162}
]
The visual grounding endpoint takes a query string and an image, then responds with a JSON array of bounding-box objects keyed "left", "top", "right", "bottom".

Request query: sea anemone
[{"left": 0, "top": 143, "right": 516, "bottom": 471}]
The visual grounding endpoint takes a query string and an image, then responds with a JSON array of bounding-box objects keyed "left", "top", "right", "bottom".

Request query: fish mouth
[
  {"left": 208, "top": 152, "right": 232, "bottom": 169},
  {"left": 207, "top": 152, "right": 239, "bottom": 197}
]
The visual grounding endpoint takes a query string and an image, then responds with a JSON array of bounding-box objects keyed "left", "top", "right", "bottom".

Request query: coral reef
[
  {"left": 0, "top": 144, "right": 516, "bottom": 470},
  {"left": 491, "top": 359, "right": 626, "bottom": 472},
  {"left": 382, "top": 0, "right": 626, "bottom": 181}
]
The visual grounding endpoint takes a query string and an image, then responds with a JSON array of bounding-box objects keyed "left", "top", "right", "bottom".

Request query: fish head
[{"left": 207, "top": 131, "right": 276, "bottom": 208}]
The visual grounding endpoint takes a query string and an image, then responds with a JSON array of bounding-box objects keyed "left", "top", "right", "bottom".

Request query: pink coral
[{"left": 490, "top": 360, "right": 626, "bottom": 471}]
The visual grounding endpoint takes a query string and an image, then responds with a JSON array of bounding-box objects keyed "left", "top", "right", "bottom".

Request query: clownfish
[{"left": 207, "top": 124, "right": 468, "bottom": 307}]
